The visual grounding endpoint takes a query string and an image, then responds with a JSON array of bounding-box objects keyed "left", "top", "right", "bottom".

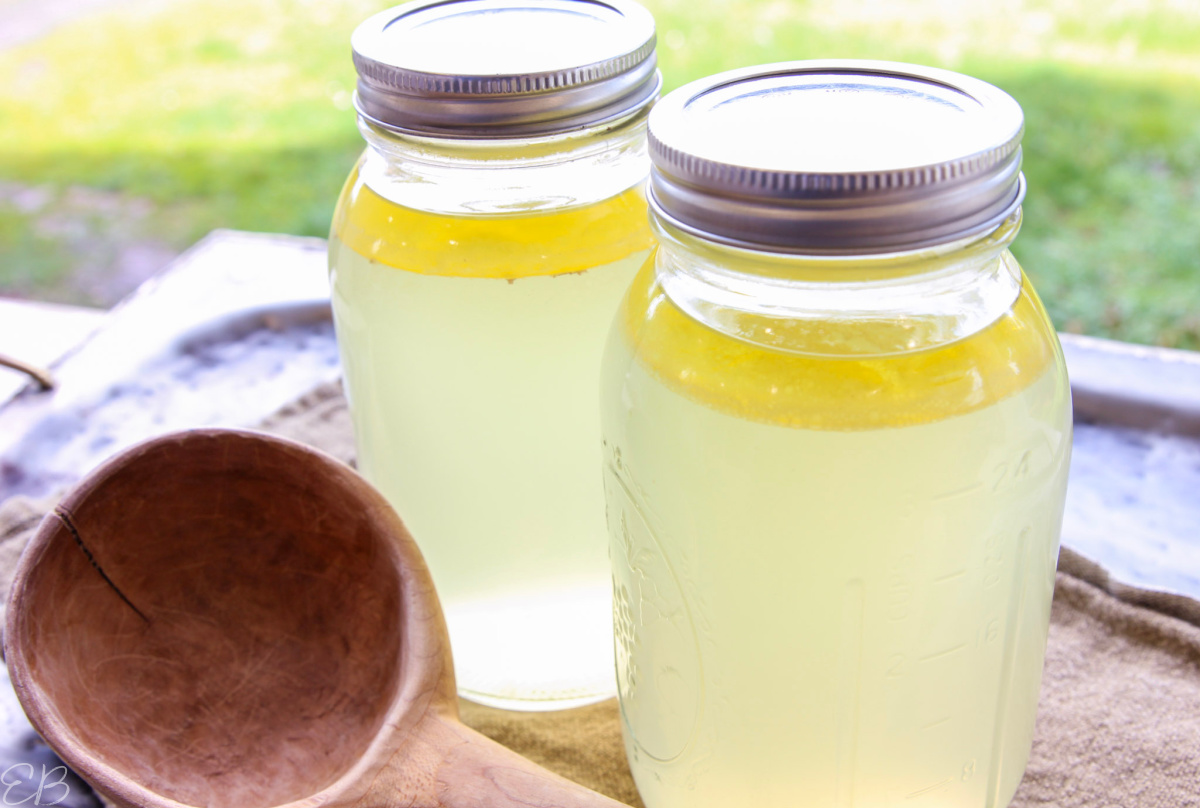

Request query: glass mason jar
[
  {"left": 330, "top": 0, "right": 660, "bottom": 710},
  {"left": 602, "top": 62, "right": 1073, "bottom": 807}
]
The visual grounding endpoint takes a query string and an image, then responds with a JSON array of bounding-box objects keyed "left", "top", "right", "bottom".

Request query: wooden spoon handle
[{"left": 438, "top": 724, "right": 629, "bottom": 808}]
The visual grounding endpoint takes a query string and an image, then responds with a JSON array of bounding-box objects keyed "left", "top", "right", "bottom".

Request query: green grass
[
  {"left": 0, "top": 0, "right": 377, "bottom": 264},
  {"left": 1, "top": 0, "right": 1199, "bottom": 348}
]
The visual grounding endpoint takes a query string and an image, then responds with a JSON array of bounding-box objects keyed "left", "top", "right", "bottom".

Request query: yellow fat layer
[
  {"left": 619, "top": 252, "right": 1059, "bottom": 430},
  {"left": 332, "top": 166, "right": 655, "bottom": 279}
]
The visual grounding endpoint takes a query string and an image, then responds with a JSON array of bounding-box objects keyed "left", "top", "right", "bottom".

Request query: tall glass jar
[
  {"left": 330, "top": 0, "right": 659, "bottom": 710},
  {"left": 602, "top": 62, "right": 1072, "bottom": 807}
]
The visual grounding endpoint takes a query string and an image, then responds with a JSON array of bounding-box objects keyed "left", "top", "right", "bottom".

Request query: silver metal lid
[
  {"left": 352, "top": 0, "right": 659, "bottom": 138},
  {"left": 648, "top": 61, "right": 1026, "bottom": 254}
]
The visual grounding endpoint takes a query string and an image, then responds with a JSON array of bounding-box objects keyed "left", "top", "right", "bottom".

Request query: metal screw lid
[
  {"left": 648, "top": 61, "right": 1026, "bottom": 254},
  {"left": 352, "top": 0, "right": 660, "bottom": 138}
]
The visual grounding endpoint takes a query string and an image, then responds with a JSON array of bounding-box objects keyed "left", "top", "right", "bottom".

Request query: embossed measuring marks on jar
[
  {"left": 876, "top": 521, "right": 1053, "bottom": 805},
  {"left": 859, "top": 433, "right": 1065, "bottom": 805}
]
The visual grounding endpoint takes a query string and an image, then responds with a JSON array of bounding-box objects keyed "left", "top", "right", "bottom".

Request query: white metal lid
[
  {"left": 352, "top": 0, "right": 660, "bottom": 138},
  {"left": 648, "top": 61, "right": 1026, "bottom": 254}
]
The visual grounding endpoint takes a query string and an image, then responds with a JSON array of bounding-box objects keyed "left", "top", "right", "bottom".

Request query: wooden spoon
[{"left": 4, "top": 429, "right": 627, "bottom": 808}]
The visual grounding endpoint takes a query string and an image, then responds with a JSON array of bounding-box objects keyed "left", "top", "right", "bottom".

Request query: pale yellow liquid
[
  {"left": 330, "top": 165, "right": 652, "bottom": 709},
  {"left": 602, "top": 257, "right": 1072, "bottom": 806}
]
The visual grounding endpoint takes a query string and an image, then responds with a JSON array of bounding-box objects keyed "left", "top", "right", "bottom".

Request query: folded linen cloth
[{"left": 0, "top": 381, "right": 1196, "bottom": 808}]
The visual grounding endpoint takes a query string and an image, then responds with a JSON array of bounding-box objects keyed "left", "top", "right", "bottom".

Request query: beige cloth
[{"left": 1, "top": 381, "right": 1198, "bottom": 807}]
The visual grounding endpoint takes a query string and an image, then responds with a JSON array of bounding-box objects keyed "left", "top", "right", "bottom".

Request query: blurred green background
[{"left": 1, "top": 0, "right": 1199, "bottom": 348}]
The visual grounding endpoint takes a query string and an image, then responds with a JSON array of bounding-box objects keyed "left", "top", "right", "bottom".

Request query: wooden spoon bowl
[{"left": 4, "top": 429, "right": 624, "bottom": 808}]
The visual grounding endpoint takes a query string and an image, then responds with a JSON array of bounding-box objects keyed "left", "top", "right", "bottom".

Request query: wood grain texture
[{"left": 3, "top": 429, "right": 628, "bottom": 808}]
